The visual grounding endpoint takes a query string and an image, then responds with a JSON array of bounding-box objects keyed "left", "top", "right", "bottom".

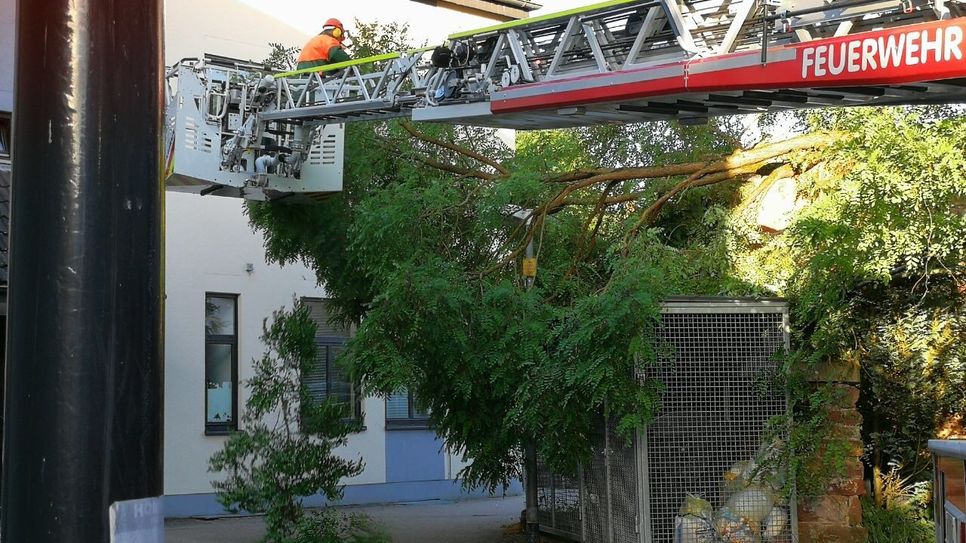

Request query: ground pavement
[{"left": 165, "top": 494, "right": 527, "bottom": 543}]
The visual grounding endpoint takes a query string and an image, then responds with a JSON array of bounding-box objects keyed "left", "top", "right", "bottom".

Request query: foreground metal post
[
  {"left": 2, "top": 0, "right": 165, "bottom": 540},
  {"left": 523, "top": 233, "right": 540, "bottom": 543}
]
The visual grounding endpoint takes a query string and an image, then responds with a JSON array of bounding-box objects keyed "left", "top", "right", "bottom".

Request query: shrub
[
  {"left": 862, "top": 467, "right": 934, "bottom": 543},
  {"left": 209, "top": 301, "right": 374, "bottom": 542},
  {"left": 863, "top": 498, "right": 934, "bottom": 543}
]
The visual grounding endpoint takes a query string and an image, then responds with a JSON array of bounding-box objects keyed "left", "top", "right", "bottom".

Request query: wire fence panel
[
  {"left": 583, "top": 416, "right": 611, "bottom": 543},
  {"left": 536, "top": 455, "right": 583, "bottom": 538},
  {"left": 607, "top": 416, "right": 641, "bottom": 543},
  {"left": 534, "top": 299, "right": 795, "bottom": 543},
  {"left": 644, "top": 302, "right": 793, "bottom": 543}
]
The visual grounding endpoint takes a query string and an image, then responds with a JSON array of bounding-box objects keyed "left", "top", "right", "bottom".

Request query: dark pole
[
  {"left": 2, "top": 0, "right": 165, "bottom": 540},
  {"left": 523, "top": 233, "right": 539, "bottom": 543},
  {"left": 524, "top": 443, "right": 540, "bottom": 543}
]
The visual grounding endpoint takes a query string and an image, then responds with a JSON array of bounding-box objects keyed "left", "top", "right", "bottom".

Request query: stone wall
[{"left": 797, "top": 362, "right": 869, "bottom": 543}]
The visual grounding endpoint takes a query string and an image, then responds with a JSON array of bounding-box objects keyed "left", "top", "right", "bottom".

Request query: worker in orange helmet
[{"left": 297, "top": 18, "right": 351, "bottom": 70}]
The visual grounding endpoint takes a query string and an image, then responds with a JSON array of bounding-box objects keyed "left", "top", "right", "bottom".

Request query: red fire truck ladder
[
  {"left": 164, "top": 0, "right": 965, "bottom": 199},
  {"left": 268, "top": 0, "right": 966, "bottom": 128}
]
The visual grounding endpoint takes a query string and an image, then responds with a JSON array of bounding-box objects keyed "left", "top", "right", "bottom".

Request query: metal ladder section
[
  {"left": 260, "top": 50, "right": 438, "bottom": 124},
  {"left": 264, "top": 0, "right": 966, "bottom": 128}
]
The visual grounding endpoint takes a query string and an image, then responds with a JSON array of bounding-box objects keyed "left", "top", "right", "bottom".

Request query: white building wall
[
  {"left": 164, "top": 0, "right": 309, "bottom": 63},
  {"left": 164, "top": 193, "right": 391, "bottom": 496},
  {"left": 159, "top": 0, "right": 517, "bottom": 509},
  {"left": 162, "top": 0, "right": 317, "bottom": 500}
]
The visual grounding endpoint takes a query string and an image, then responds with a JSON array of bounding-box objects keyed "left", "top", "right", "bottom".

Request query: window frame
[
  {"left": 300, "top": 298, "right": 364, "bottom": 432},
  {"left": 306, "top": 336, "right": 364, "bottom": 428},
  {"left": 204, "top": 293, "right": 239, "bottom": 436},
  {"left": 0, "top": 113, "right": 11, "bottom": 161},
  {"left": 385, "top": 389, "right": 431, "bottom": 431}
]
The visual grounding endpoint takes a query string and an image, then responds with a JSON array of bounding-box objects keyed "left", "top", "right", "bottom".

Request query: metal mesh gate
[
  {"left": 536, "top": 456, "right": 583, "bottom": 539},
  {"left": 583, "top": 415, "right": 640, "bottom": 543},
  {"left": 533, "top": 298, "right": 795, "bottom": 543},
  {"left": 643, "top": 299, "right": 794, "bottom": 543}
]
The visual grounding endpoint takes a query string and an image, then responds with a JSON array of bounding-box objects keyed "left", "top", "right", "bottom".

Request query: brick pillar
[{"left": 797, "top": 361, "right": 869, "bottom": 543}]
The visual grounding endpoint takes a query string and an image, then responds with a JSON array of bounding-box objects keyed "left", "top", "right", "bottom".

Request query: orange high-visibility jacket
[{"left": 297, "top": 34, "right": 344, "bottom": 64}]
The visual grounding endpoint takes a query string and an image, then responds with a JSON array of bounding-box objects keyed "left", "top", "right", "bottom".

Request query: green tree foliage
[
  {"left": 249, "top": 106, "right": 964, "bottom": 497},
  {"left": 265, "top": 43, "right": 299, "bottom": 72},
  {"left": 209, "top": 302, "right": 372, "bottom": 542},
  {"left": 246, "top": 89, "right": 834, "bottom": 490},
  {"left": 350, "top": 20, "right": 418, "bottom": 59},
  {"left": 732, "top": 107, "right": 965, "bottom": 496},
  {"left": 253, "top": 19, "right": 964, "bottom": 501},
  {"left": 789, "top": 109, "right": 965, "bottom": 484}
]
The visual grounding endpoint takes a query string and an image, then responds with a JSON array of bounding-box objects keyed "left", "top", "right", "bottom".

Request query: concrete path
[{"left": 165, "top": 495, "right": 526, "bottom": 543}]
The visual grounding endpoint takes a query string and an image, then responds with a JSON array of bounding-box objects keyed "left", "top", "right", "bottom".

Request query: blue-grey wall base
[
  {"left": 163, "top": 479, "right": 524, "bottom": 518},
  {"left": 386, "top": 430, "right": 446, "bottom": 483}
]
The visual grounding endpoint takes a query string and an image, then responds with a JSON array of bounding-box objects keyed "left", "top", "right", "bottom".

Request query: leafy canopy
[{"left": 253, "top": 20, "right": 965, "bottom": 496}]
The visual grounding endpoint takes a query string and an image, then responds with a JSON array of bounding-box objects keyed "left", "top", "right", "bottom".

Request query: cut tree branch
[{"left": 623, "top": 131, "right": 843, "bottom": 243}]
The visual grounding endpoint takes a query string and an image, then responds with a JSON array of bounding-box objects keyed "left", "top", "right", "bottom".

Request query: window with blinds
[
  {"left": 0, "top": 115, "right": 10, "bottom": 160},
  {"left": 386, "top": 388, "right": 431, "bottom": 430},
  {"left": 301, "top": 299, "right": 362, "bottom": 429}
]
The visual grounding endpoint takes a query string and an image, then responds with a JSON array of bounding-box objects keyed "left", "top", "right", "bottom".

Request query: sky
[{"left": 238, "top": 0, "right": 591, "bottom": 47}]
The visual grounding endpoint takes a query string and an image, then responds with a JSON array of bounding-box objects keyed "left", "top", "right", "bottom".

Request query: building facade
[
  {"left": 163, "top": 193, "right": 491, "bottom": 517},
  {"left": 0, "top": 0, "right": 518, "bottom": 519}
]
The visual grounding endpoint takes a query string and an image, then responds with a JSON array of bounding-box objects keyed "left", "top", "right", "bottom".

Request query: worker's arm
[
  {"left": 296, "top": 59, "right": 326, "bottom": 70},
  {"left": 327, "top": 46, "right": 350, "bottom": 64}
]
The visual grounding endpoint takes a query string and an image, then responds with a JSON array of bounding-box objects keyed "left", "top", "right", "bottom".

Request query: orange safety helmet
[{"left": 323, "top": 18, "right": 346, "bottom": 41}]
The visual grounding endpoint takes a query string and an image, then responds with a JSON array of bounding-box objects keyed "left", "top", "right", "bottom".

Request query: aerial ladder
[{"left": 164, "top": 0, "right": 966, "bottom": 200}]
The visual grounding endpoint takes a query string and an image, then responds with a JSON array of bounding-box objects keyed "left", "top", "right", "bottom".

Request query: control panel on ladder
[{"left": 164, "top": 55, "right": 344, "bottom": 201}]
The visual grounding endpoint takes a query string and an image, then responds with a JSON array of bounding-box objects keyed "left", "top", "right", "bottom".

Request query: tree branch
[
  {"left": 560, "top": 191, "right": 649, "bottom": 207},
  {"left": 545, "top": 168, "right": 615, "bottom": 184},
  {"left": 400, "top": 120, "right": 510, "bottom": 176},
  {"left": 411, "top": 154, "right": 499, "bottom": 181},
  {"left": 479, "top": 131, "right": 844, "bottom": 277},
  {"left": 625, "top": 131, "right": 843, "bottom": 240},
  {"left": 554, "top": 163, "right": 706, "bottom": 191}
]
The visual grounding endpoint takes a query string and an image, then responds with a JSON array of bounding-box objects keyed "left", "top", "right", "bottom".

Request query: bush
[
  {"left": 209, "top": 301, "right": 375, "bottom": 542},
  {"left": 862, "top": 498, "right": 934, "bottom": 543},
  {"left": 289, "top": 512, "right": 390, "bottom": 543},
  {"left": 862, "top": 468, "right": 934, "bottom": 543}
]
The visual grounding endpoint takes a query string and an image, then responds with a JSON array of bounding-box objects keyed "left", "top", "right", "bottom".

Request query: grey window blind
[{"left": 301, "top": 299, "right": 360, "bottom": 422}]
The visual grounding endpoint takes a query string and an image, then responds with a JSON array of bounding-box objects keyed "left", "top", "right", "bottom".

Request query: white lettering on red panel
[{"left": 801, "top": 25, "right": 964, "bottom": 79}]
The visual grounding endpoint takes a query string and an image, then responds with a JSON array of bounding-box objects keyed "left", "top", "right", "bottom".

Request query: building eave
[{"left": 411, "top": 0, "right": 542, "bottom": 21}]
